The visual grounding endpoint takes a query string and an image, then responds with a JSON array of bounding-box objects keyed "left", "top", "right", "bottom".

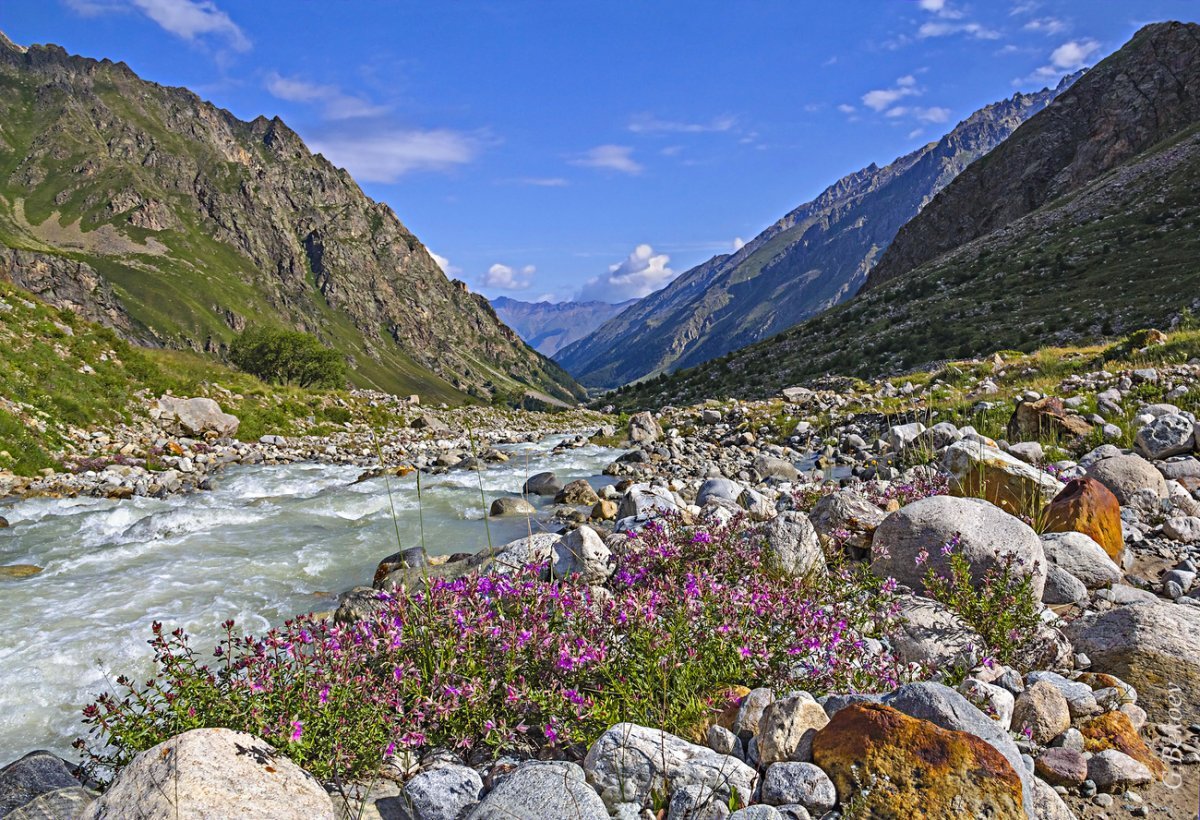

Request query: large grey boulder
[
  {"left": 870, "top": 495, "right": 1046, "bottom": 600},
  {"left": 488, "top": 496, "right": 536, "bottom": 517},
  {"left": 628, "top": 412, "right": 663, "bottom": 444},
  {"left": 757, "top": 695, "right": 829, "bottom": 764},
  {"left": 889, "top": 594, "right": 983, "bottom": 671},
  {"left": 401, "top": 764, "right": 483, "bottom": 819},
  {"left": 1087, "top": 750, "right": 1154, "bottom": 793},
  {"left": 583, "top": 723, "right": 756, "bottom": 811},
  {"left": 0, "top": 751, "right": 94, "bottom": 818},
  {"left": 79, "top": 728, "right": 334, "bottom": 819},
  {"left": 1039, "top": 531, "right": 1122, "bottom": 589},
  {"left": 665, "top": 784, "right": 730, "bottom": 820},
  {"left": 760, "top": 512, "right": 824, "bottom": 577},
  {"left": 486, "top": 533, "right": 562, "bottom": 575},
  {"left": 1085, "top": 453, "right": 1168, "bottom": 503},
  {"left": 466, "top": 761, "right": 606, "bottom": 819},
  {"left": 617, "top": 484, "right": 679, "bottom": 522},
  {"left": 1064, "top": 601, "right": 1200, "bottom": 720},
  {"left": 152, "top": 395, "right": 239, "bottom": 438},
  {"left": 1042, "top": 564, "right": 1088, "bottom": 604},
  {"left": 521, "top": 472, "right": 562, "bottom": 497},
  {"left": 760, "top": 763, "right": 835, "bottom": 813},
  {"left": 1134, "top": 413, "right": 1196, "bottom": 460},
  {"left": 551, "top": 525, "right": 613, "bottom": 584},
  {"left": 697, "top": 477, "right": 744, "bottom": 506},
  {"left": 754, "top": 456, "right": 799, "bottom": 481},
  {"left": 808, "top": 491, "right": 886, "bottom": 551}
]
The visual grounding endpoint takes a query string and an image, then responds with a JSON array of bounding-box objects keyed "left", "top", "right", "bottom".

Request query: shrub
[
  {"left": 79, "top": 514, "right": 902, "bottom": 782},
  {"left": 229, "top": 327, "right": 347, "bottom": 389}
]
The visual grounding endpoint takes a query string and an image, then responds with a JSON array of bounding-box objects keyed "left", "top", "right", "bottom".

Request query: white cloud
[
  {"left": 732, "top": 237, "right": 746, "bottom": 251},
  {"left": 482, "top": 263, "right": 535, "bottom": 291},
  {"left": 837, "top": 103, "right": 857, "bottom": 114},
  {"left": 1049, "top": 38, "right": 1099, "bottom": 69},
  {"left": 918, "top": 21, "right": 1000, "bottom": 39},
  {"left": 571, "top": 145, "right": 643, "bottom": 175},
  {"left": 513, "top": 177, "right": 568, "bottom": 187},
  {"left": 428, "top": 251, "right": 462, "bottom": 277},
  {"left": 862, "top": 76, "right": 921, "bottom": 111},
  {"left": 918, "top": 0, "right": 947, "bottom": 12},
  {"left": 915, "top": 106, "right": 951, "bottom": 123},
  {"left": 309, "top": 129, "right": 479, "bottom": 183},
  {"left": 265, "top": 73, "right": 387, "bottom": 120},
  {"left": 65, "top": 0, "right": 250, "bottom": 51},
  {"left": 628, "top": 114, "right": 737, "bottom": 134},
  {"left": 577, "top": 244, "right": 676, "bottom": 302},
  {"left": 1024, "top": 17, "right": 1067, "bottom": 35}
]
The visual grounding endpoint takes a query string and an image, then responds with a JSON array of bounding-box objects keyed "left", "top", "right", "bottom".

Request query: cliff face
[
  {"left": 0, "top": 35, "right": 583, "bottom": 404},
  {"left": 865, "top": 21, "right": 1200, "bottom": 290},
  {"left": 556, "top": 76, "right": 1077, "bottom": 389}
]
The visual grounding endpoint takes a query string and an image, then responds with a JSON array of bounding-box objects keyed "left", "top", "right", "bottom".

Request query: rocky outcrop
[{"left": 0, "top": 248, "right": 137, "bottom": 338}]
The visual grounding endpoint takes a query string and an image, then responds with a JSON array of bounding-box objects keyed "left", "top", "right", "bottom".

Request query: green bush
[{"left": 229, "top": 327, "right": 347, "bottom": 389}]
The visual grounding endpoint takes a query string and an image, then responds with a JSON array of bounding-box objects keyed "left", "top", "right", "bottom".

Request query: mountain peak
[{"left": 0, "top": 30, "right": 27, "bottom": 54}]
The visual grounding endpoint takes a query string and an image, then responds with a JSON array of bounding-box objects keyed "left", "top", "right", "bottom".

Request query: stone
[
  {"left": 554, "top": 479, "right": 600, "bottom": 506},
  {"left": 79, "top": 728, "right": 334, "bottom": 819},
  {"left": 757, "top": 696, "right": 830, "bottom": 764},
  {"left": 1007, "top": 441, "right": 1045, "bottom": 464},
  {"left": 760, "top": 512, "right": 824, "bottom": 577},
  {"left": 1164, "top": 515, "right": 1200, "bottom": 542},
  {"left": 942, "top": 440, "right": 1064, "bottom": 517},
  {"left": 488, "top": 496, "right": 536, "bottom": 517},
  {"left": 1011, "top": 681, "right": 1071, "bottom": 744},
  {"left": 1065, "top": 601, "right": 1200, "bottom": 721},
  {"left": 617, "top": 483, "right": 679, "bottom": 521},
  {"left": 372, "top": 547, "right": 428, "bottom": 586},
  {"left": 665, "top": 784, "right": 729, "bottom": 820},
  {"left": 1078, "top": 711, "right": 1165, "bottom": 779},
  {"left": 754, "top": 455, "right": 799, "bottom": 481},
  {"left": 484, "top": 533, "right": 561, "bottom": 575},
  {"left": 1025, "top": 671, "right": 1099, "bottom": 718},
  {"left": 1029, "top": 776, "right": 1077, "bottom": 820},
  {"left": 706, "top": 725, "right": 741, "bottom": 757},
  {"left": 729, "top": 808, "right": 784, "bottom": 820},
  {"left": 1034, "top": 747, "right": 1088, "bottom": 787},
  {"left": 886, "top": 422, "right": 926, "bottom": 452},
  {"left": 153, "top": 395, "right": 239, "bottom": 438},
  {"left": 1085, "top": 453, "right": 1168, "bottom": 504},
  {"left": 0, "top": 750, "right": 92, "bottom": 817},
  {"left": 958, "top": 677, "right": 1015, "bottom": 730},
  {"left": 731, "top": 688, "right": 775, "bottom": 740},
  {"left": 551, "top": 525, "right": 613, "bottom": 584},
  {"left": 808, "top": 491, "right": 886, "bottom": 552},
  {"left": 1043, "top": 563, "right": 1088, "bottom": 604},
  {"left": 1086, "top": 750, "right": 1153, "bottom": 793},
  {"left": 334, "top": 586, "right": 396, "bottom": 625},
  {"left": 521, "top": 471, "right": 562, "bottom": 496},
  {"left": 1134, "top": 413, "right": 1196, "bottom": 460},
  {"left": 591, "top": 499, "right": 618, "bottom": 520},
  {"left": 812, "top": 703, "right": 1024, "bottom": 820},
  {"left": 0, "top": 516, "right": 8, "bottom": 528},
  {"left": 583, "top": 724, "right": 756, "bottom": 811},
  {"left": 871, "top": 495, "right": 1046, "bottom": 600},
  {"left": 697, "top": 477, "right": 744, "bottom": 506},
  {"left": 403, "top": 764, "right": 483, "bottom": 819},
  {"left": 1039, "top": 530, "right": 1123, "bottom": 587},
  {"left": 466, "top": 761, "right": 606, "bottom": 820},
  {"left": 0, "top": 565, "right": 42, "bottom": 579},
  {"left": 628, "top": 411, "right": 663, "bottom": 444},
  {"left": 760, "top": 763, "right": 835, "bottom": 813},
  {"left": 410, "top": 414, "right": 449, "bottom": 433},
  {"left": 889, "top": 594, "right": 983, "bottom": 671},
  {"left": 1008, "top": 397, "right": 1093, "bottom": 442}
]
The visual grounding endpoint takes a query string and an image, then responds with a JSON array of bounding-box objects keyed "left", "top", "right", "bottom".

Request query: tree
[{"left": 229, "top": 327, "right": 347, "bottom": 389}]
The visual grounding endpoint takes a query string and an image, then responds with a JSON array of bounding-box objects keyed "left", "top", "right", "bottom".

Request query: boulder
[
  {"left": 591, "top": 499, "right": 618, "bottom": 521},
  {"left": 1078, "top": 711, "right": 1165, "bottom": 779},
  {"left": 754, "top": 456, "right": 799, "bottom": 481},
  {"left": 664, "top": 784, "right": 730, "bottom": 820},
  {"left": 697, "top": 477, "right": 744, "bottom": 506},
  {"left": 757, "top": 695, "right": 830, "bottom": 764},
  {"left": 402, "top": 764, "right": 483, "bottom": 819},
  {"left": 812, "top": 703, "right": 1024, "bottom": 820},
  {"left": 1025, "top": 671, "right": 1099, "bottom": 718},
  {"left": 1042, "top": 564, "right": 1088, "bottom": 604},
  {"left": 1065, "top": 601, "right": 1200, "bottom": 721},
  {"left": 1087, "top": 750, "right": 1154, "bottom": 793},
  {"left": 760, "top": 763, "right": 835, "bottom": 813},
  {"left": 1034, "top": 747, "right": 1088, "bottom": 787},
  {"left": 808, "top": 491, "right": 886, "bottom": 552},
  {"left": 1134, "top": 413, "right": 1196, "bottom": 460},
  {"left": 731, "top": 688, "right": 775, "bottom": 740},
  {"left": 760, "top": 512, "right": 824, "bottom": 577},
  {"left": 489, "top": 496, "right": 536, "bottom": 517},
  {"left": 1085, "top": 453, "right": 1168, "bottom": 504},
  {"left": 886, "top": 422, "right": 926, "bottom": 452},
  {"left": 958, "top": 678, "right": 1014, "bottom": 730},
  {"left": 1011, "top": 681, "right": 1070, "bottom": 744},
  {"left": 628, "top": 412, "right": 663, "bottom": 444},
  {"left": 1029, "top": 776, "right": 1077, "bottom": 820},
  {"left": 410, "top": 414, "right": 449, "bottom": 433},
  {"left": 0, "top": 751, "right": 93, "bottom": 818},
  {"left": 889, "top": 594, "right": 983, "bottom": 671},
  {"left": 941, "top": 440, "right": 1064, "bottom": 517},
  {"left": 551, "top": 525, "right": 612, "bottom": 584},
  {"left": 153, "top": 396, "right": 239, "bottom": 438},
  {"left": 554, "top": 479, "right": 600, "bottom": 506},
  {"left": 522, "top": 472, "right": 562, "bottom": 497},
  {"left": 1039, "top": 530, "right": 1122, "bottom": 587},
  {"left": 617, "top": 484, "right": 679, "bottom": 522},
  {"left": 583, "top": 723, "right": 756, "bottom": 811},
  {"left": 1164, "top": 515, "right": 1200, "bottom": 542},
  {"left": 1007, "top": 397, "right": 1092, "bottom": 441},
  {"left": 79, "top": 729, "right": 334, "bottom": 819},
  {"left": 871, "top": 495, "right": 1046, "bottom": 600}
]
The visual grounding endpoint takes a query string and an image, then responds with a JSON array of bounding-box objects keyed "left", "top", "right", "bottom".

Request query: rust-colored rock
[
  {"left": 1080, "top": 711, "right": 1165, "bottom": 779},
  {"left": 812, "top": 703, "right": 1024, "bottom": 819},
  {"left": 1044, "top": 477, "right": 1125, "bottom": 561},
  {"left": 689, "top": 685, "right": 752, "bottom": 743},
  {"left": 1008, "top": 397, "right": 1094, "bottom": 442}
]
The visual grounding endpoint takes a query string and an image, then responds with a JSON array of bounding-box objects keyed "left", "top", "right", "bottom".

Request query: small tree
[{"left": 229, "top": 327, "right": 347, "bottom": 389}]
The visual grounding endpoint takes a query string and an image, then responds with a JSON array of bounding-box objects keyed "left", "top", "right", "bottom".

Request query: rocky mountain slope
[
  {"left": 490, "top": 296, "right": 636, "bottom": 356},
  {"left": 0, "top": 31, "right": 583, "bottom": 405},
  {"left": 557, "top": 75, "right": 1079, "bottom": 389},
  {"left": 612, "top": 22, "right": 1200, "bottom": 410}
]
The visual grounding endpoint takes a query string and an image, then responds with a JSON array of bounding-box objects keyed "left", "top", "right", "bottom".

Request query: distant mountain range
[
  {"left": 0, "top": 31, "right": 583, "bottom": 405},
  {"left": 557, "top": 72, "right": 1082, "bottom": 389},
  {"left": 490, "top": 296, "right": 637, "bottom": 357},
  {"left": 612, "top": 21, "right": 1200, "bottom": 409}
]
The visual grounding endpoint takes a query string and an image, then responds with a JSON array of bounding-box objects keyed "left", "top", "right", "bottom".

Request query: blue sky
[{"left": 3, "top": 1, "right": 1195, "bottom": 303}]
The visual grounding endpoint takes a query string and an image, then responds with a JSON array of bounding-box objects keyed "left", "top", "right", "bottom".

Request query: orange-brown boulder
[
  {"left": 1008, "top": 397, "right": 1093, "bottom": 442},
  {"left": 1080, "top": 711, "right": 1165, "bottom": 779},
  {"left": 1044, "top": 477, "right": 1124, "bottom": 561},
  {"left": 812, "top": 703, "right": 1024, "bottom": 819}
]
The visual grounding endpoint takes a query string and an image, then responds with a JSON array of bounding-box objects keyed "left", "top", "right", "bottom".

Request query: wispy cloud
[
  {"left": 265, "top": 73, "right": 387, "bottom": 120},
  {"left": 1019, "top": 38, "right": 1100, "bottom": 83},
  {"left": 571, "top": 145, "right": 643, "bottom": 175},
  {"left": 66, "top": 0, "right": 250, "bottom": 51},
  {"left": 918, "top": 20, "right": 1000, "bottom": 40},
  {"left": 628, "top": 113, "right": 737, "bottom": 134},
  {"left": 309, "top": 128, "right": 480, "bottom": 183},
  {"left": 482, "top": 263, "right": 535, "bottom": 291},
  {"left": 429, "top": 251, "right": 461, "bottom": 278},
  {"left": 1024, "top": 17, "right": 1067, "bottom": 35},
  {"left": 505, "top": 177, "right": 569, "bottom": 187},
  {"left": 862, "top": 75, "right": 919, "bottom": 111},
  {"left": 577, "top": 244, "right": 676, "bottom": 302}
]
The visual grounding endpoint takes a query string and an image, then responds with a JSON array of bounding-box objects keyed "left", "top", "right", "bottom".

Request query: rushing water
[{"left": 0, "top": 435, "right": 622, "bottom": 764}]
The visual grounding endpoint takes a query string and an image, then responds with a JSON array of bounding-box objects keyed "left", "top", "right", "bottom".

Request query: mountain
[
  {"left": 556, "top": 74, "right": 1080, "bottom": 389},
  {"left": 608, "top": 22, "right": 1200, "bottom": 410},
  {"left": 490, "top": 296, "right": 637, "bottom": 356},
  {"left": 0, "top": 32, "right": 584, "bottom": 406}
]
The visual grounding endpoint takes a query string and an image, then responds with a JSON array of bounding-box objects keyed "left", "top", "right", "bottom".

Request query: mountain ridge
[{"left": 489, "top": 296, "right": 637, "bottom": 357}]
